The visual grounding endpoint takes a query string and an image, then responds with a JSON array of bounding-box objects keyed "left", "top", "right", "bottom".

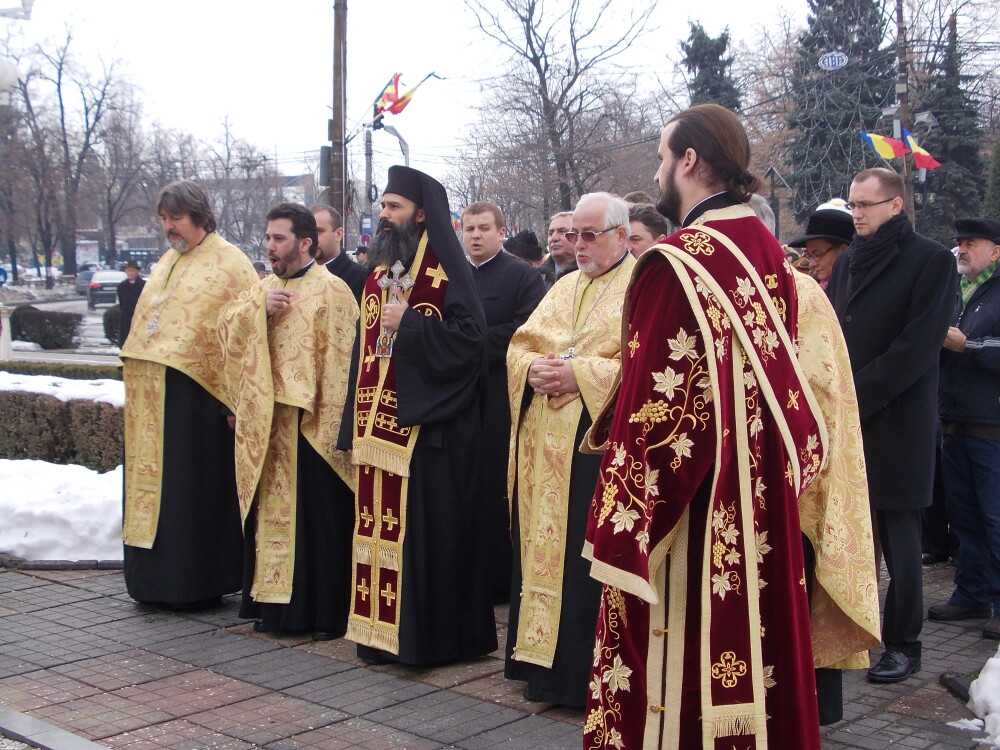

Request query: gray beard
[
  {"left": 368, "top": 221, "right": 418, "bottom": 270},
  {"left": 170, "top": 238, "right": 192, "bottom": 253}
]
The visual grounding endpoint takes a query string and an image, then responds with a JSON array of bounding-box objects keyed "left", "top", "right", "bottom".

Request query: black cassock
[
  {"left": 240, "top": 425, "right": 355, "bottom": 636},
  {"left": 340, "top": 245, "right": 498, "bottom": 666},
  {"left": 471, "top": 251, "right": 545, "bottom": 602},
  {"left": 324, "top": 252, "right": 369, "bottom": 303},
  {"left": 116, "top": 277, "right": 146, "bottom": 345},
  {"left": 123, "top": 367, "right": 243, "bottom": 605}
]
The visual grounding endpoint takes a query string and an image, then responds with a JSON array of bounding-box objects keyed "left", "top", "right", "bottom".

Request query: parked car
[
  {"left": 74, "top": 270, "right": 95, "bottom": 295},
  {"left": 87, "top": 270, "right": 127, "bottom": 309}
]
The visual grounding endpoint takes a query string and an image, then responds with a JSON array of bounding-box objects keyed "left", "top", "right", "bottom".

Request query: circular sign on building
[
  {"left": 360, "top": 233, "right": 372, "bottom": 247},
  {"left": 818, "top": 50, "right": 849, "bottom": 71}
]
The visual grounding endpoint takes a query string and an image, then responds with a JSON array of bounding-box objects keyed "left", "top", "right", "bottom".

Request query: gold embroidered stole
[
  {"left": 654, "top": 226, "right": 826, "bottom": 746},
  {"left": 216, "top": 264, "right": 358, "bottom": 603},
  {"left": 506, "top": 257, "right": 634, "bottom": 667},
  {"left": 793, "top": 273, "right": 880, "bottom": 669},
  {"left": 121, "top": 234, "right": 256, "bottom": 548},
  {"left": 347, "top": 234, "right": 450, "bottom": 654}
]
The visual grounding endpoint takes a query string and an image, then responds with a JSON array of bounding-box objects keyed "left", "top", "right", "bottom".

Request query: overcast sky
[{"left": 3, "top": 0, "right": 803, "bottom": 189}]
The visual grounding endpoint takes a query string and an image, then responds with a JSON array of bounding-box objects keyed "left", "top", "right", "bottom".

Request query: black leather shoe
[
  {"left": 311, "top": 631, "right": 337, "bottom": 641},
  {"left": 252, "top": 620, "right": 278, "bottom": 634},
  {"left": 922, "top": 553, "right": 948, "bottom": 565},
  {"left": 928, "top": 603, "right": 990, "bottom": 621},
  {"left": 867, "top": 650, "right": 920, "bottom": 683},
  {"left": 983, "top": 615, "right": 1000, "bottom": 640}
]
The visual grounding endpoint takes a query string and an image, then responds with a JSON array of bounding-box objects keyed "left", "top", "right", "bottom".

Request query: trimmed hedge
[
  {"left": 0, "top": 391, "right": 123, "bottom": 472},
  {"left": 103, "top": 305, "right": 121, "bottom": 346},
  {"left": 10, "top": 304, "right": 82, "bottom": 349},
  {"left": 0, "top": 362, "right": 122, "bottom": 380}
]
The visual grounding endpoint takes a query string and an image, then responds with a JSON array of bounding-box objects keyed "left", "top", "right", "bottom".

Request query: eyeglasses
[
  {"left": 803, "top": 245, "right": 837, "bottom": 261},
  {"left": 564, "top": 226, "right": 621, "bottom": 243},
  {"left": 845, "top": 198, "right": 894, "bottom": 211}
]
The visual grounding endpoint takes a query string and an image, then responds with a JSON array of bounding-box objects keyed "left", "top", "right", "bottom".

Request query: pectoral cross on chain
[{"left": 375, "top": 260, "right": 415, "bottom": 358}]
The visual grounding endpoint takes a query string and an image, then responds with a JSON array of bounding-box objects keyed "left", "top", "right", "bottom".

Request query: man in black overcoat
[
  {"left": 460, "top": 201, "right": 545, "bottom": 602},
  {"left": 116, "top": 259, "right": 146, "bottom": 345},
  {"left": 312, "top": 205, "right": 369, "bottom": 302},
  {"left": 827, "top": 167, "right": 957, "bottom": 683}
]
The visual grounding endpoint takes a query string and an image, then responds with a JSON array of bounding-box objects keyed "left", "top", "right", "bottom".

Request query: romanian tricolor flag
[
  {"left": 373, "top": 72, "right": 442, "bottom": 119},
  {"left": 901, "top": 127, "right": 942, "bottom": 170},
  {"left": 859, "top": 131, "right": 909, "bottom": 160}
]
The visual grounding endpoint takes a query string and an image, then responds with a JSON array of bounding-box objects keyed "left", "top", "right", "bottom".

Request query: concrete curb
[{"left": 0, "top": 706, "right": 106, "bottom": 750}]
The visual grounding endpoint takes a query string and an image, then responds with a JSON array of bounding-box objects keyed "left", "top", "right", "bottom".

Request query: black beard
[
  {"left": 656, "top": 160, "right": 682, "bottom": 226},
  {"left": 368, "top": 216, "right": 419, "bottom": 270}
]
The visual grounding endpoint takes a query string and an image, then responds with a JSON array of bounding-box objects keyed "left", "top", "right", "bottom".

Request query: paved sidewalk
[{"left": 0, "top": 563, "right": 994, "bottom": 749}]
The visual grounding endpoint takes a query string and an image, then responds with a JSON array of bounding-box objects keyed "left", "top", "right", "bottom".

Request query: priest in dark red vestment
[{"left": 582, "top": 104, "right": 827, "bottom": 750}]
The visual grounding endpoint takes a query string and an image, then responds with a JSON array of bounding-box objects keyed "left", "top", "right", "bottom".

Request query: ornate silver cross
[{"left": 375, "top": 260, "right": 415, "bottom": 358}]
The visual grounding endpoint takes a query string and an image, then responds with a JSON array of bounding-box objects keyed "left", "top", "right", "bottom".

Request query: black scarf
[{"left": 848, "top": 212, "right": 911, "bottom": 275}]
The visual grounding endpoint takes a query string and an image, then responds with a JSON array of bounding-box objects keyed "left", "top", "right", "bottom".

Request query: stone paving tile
[
  {"left": 144, "top": 628, "right": 283, "bottom": 667},
  {"left": 180, "top": 597, "right": 249, "bottom": 629},
  {"left": 886, "top": 683, "right": 976, "bottom": 724},
  {"left": 30, "top": 691, "right": 176, "bottom": 740},
  {"left": 58, "top": 572, "right": 129, "bottom": 595},
  {"left": 38, "top": 596, "right": 140, "bottom": 628},
  {"left": 284, "top": 668, "right": 437, "bottom": 716},
  {"left": 19, "top": 569, "right": 120, "bottom": 584},
  {"left": 50, "top": 649, "right": 197, "bottom": 692},
  {"left": 296, "top": 635, "right": 369, "bottom": 667},
  {"left": 0, "top": 668, "right": 102, "bottom": 709},
  {"left": 0, "top": 628, "right": 131, "bottom": 669},
  {"left": 265, "top": 716, "right": 445, "bottom": 749},
  {"left": 535, "top": 705, "right": 584, "bottom": 726},
  {"left": 0, "top": 654, "right": 45, "bottom": 680},
  {"left": 110, "top": 669, "right": 269, "bottom": 718},
  {"left": 0, "top": 572, "right": 48, "bottom": 593},
  {"left": 185, "top": 693, "right": 348, "bottom": 746},
  {"left": 101, "top": 718, "right": 256, "bottom": 749},
  {"left": 371, "top": 655, "right": 504, "bottom": 689},
  {"left": 364, "top": 690, "right": 525, "bottom": 745},
  {"left": 210, "top": 646, "right": 355, "bottom": 691},
  {"left": 453, "top": 713, "right": 581, "bottom": 750},
  {"left": 451, "top": 672, "right": 555, "bottom": 715},
  {"left": 81, "top": 611, "right": 217, "bottom": 649},
  {"left": 0, "top": 582, "right": 102, "bottom": 614},
  {"left": 227, "top": 621, "right": 312, "bottom": 648}
]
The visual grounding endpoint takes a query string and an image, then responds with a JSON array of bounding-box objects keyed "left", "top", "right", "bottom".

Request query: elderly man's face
[
  {"left": 957, "top": 237, "right": 1000, "bottom": 280},
  {"left": 547, "top": 216, "right": 575, "bottom": 266},
  {"left": 159, "top": 210, "right": 202, "bottom": 253},
  {"left": 571, "top": 199, "right": 626, "bottom": 278}
]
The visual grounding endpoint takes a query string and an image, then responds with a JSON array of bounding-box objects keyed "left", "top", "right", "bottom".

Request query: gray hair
[
  {"left": 748, "top": 194, "right": 775, "bottom": 235},
  {"left": 549, "top": 210, "right": 574, "bottom": 222},
  {"left": 156, "top": 180, "right": 217, "bottom": 233},
  {"left": 576, "top": 192, "right": 630, "bottom": 231}
]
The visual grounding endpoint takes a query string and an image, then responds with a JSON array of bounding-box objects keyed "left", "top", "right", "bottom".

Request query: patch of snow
[
  {"left": 0, "top": 459, "right": 122, "bottom": 561},
  {"left": 0, "top": 371, "right": 124, "bottom": 407},
  {"left": 11, "top": 340, "right": 41, "bottom": 351},
  {"left": 968, "top": 644, "right": 1000, "bottom": 748}
]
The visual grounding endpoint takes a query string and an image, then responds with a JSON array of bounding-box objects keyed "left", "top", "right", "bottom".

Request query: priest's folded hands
[{"left": 527, "top": 353, "right": 579, "bottom": 397}]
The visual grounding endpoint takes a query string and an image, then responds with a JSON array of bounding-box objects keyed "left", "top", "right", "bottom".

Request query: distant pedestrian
[{"left": 116, "top": 259, "right": 145, "bottom": 346}]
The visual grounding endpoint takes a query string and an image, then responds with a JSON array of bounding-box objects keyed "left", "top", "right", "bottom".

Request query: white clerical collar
[{"left": 469, "top": 249, "right": 502, "bottom": 268}]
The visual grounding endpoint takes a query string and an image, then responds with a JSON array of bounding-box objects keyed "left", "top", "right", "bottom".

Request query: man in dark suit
[
  {"left": 116, "top": 259, "right": 146, "bottom": 346},
  {"left": 311, "top": 205, "right": 368, "bottom": 302},
  {"left": 460, "top": 201, "right": 545, "bottom": 602},
  {"left": 827, "top": 167, "right": 957, "bottom": 683}
]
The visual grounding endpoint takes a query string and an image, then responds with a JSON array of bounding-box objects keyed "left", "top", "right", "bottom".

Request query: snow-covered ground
[
  {"left": 0, "top": 459, "right": 122, "bottom": 561},
  {"left": 0, "top": 371, "right": 124, "bottom": 406}
]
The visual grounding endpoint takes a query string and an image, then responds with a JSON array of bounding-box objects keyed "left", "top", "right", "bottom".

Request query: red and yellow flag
[
  {"left": 902, "top": 127, "right": 942, "bottom": 170},
  {"left": 859, "top": 131, "right": 909, "bottom": 160}
]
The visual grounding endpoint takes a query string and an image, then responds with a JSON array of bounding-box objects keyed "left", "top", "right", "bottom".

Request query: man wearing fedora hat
[
  {"left": 788, "top": 200, "right": 855, "bottom": 290},
  {"left": 116, "top": 258, "right": 146, "bottom": 346},
  {"left": 929, "top": 216, "right": 1000, "bottom": 641}
]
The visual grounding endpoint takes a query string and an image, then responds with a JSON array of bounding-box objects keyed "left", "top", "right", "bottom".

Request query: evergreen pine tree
[
  {"left": 680, "top": 22, "right": 741, "bottom": 112},
  {"left": 914, "top": 13, "right": 986, "bottom": 244},
  {"left": 786, "top": 0, "right": 895, "bottom": 221},
  {"left": 983, "top": 141, "right": 1000, "bottom": 219}
]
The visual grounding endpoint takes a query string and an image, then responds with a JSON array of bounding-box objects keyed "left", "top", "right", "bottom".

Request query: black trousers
[{"left": 873, "top": 508, "right": 923, "bottom": 657}]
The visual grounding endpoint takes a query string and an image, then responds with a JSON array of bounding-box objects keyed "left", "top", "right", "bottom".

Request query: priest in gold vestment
[
  {"left": 217, "top": 203, "right": 358, "bottom": 639},
  {"left": 121, "top": 180, "right": 257, "bottom": 606},
  {"left": 505, "top": 192, "right": 636, "bottom": 707}
]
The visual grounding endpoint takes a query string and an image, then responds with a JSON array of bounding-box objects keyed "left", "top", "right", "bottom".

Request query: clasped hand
[
  {"left": 528, "top": 353, "right": 579, "bottom": 397},
  {"left": 381, "top": 287, "right": 409, "bottom": 332},
  {"left": 266, "top": 289, "right": 293, "bottom": 315}
]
